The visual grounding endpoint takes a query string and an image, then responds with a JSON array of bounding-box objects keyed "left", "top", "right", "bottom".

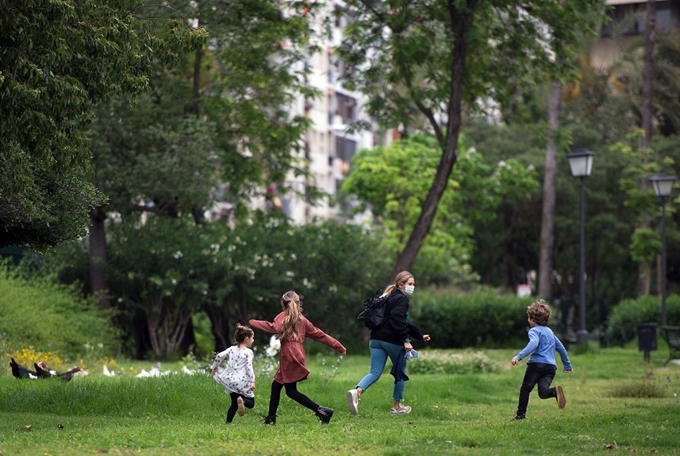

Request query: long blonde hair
[
  {"left": 280, "top": 291, "right": 303, "bottom": 341},
  {"left": 381, "top": 271, "right": 414, "bottom": 297}
]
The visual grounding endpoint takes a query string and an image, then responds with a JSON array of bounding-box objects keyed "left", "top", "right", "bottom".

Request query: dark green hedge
[
  {"left": 409, "top": 289, "right": 535, "bottom": 349},
  {"left": 605, "top": 295, "right": 680, "bottom": 346}
]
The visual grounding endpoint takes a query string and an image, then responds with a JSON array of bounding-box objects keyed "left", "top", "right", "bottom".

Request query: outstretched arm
[
  {"left": 304, "top": 319, "right": 346, "bottom": 355},
  {"left": 512, "top": 330, "right": 539, "bottom": 366},
  {"left": 249, "top": 312, "right": 284, "bottom": 335},
  {"left": 211, "top": 347, "right": 230, "bottom": 373}
]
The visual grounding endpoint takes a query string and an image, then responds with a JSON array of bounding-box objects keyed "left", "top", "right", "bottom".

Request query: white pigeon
[{"left": 136, "top": 369, "right": 151, "bottom": 378}]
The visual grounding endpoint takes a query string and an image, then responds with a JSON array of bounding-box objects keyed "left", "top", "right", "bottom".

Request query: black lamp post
[
  {"left": 648, "top": 172, "right": 676, "bottom": 326},
  {"left": 566, "top": 148, "right": 595, "bottom": 344}
]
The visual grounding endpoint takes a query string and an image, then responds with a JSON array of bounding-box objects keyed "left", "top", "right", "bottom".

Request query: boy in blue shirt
[{"left": 511, "top": 299, "right": 573, "bottom": 420}]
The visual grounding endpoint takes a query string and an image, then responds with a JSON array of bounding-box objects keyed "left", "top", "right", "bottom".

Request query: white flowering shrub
[
  {"left": 253, "top": 336, "right": 281, "bottom": 377},
  {"left": 407, "top": 350, "right": 498, "bottom": 375}
]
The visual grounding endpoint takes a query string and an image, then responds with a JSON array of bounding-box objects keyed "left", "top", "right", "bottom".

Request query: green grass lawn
[{"left": 1, "top": 346, "right": 678, "bottom": 455}]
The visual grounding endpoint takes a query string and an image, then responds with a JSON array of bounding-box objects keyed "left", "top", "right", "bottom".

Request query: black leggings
[
  {"left": 267, "top": 380, "right": 319, "bottom": 417},
  {"left": 226, "top": 392, "right": 255, "bottom": 423}
]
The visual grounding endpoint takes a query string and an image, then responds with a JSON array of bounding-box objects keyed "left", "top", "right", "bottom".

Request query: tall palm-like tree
[{"left": 609, "top": 31, "right": 680, "bottom": 136}]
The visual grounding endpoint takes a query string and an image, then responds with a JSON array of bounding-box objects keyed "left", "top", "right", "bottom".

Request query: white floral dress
[{"left": 211, "top": 346, "right": 255, "bottom": 398}]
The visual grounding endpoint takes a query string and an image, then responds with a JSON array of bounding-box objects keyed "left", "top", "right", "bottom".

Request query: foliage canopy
[{"left": 0, "top": 0, "right": 206, "bottom": 249}]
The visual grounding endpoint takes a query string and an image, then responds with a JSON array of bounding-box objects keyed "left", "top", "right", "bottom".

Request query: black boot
[
  {"left": 263, "top": 415, "right": 276, "bottom": 425},
  {"left": 315, "top": 406, "right": 334, "bottom": 424}
]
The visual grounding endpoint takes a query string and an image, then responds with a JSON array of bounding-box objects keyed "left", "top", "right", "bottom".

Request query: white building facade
[{"left": 278, "top": 2, "right": 391, "bottom": 224}]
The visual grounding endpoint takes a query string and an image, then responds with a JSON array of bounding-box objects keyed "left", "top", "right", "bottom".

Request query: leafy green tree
[
  {"left": 200, "top": 212, "right": 392, "bottom": 353},
  {"left": 462, "top": 123, "right": 636, "bottom": 317},
  {"left": 106, "top": 216, "right": 220, "bottom": 358},
  {"left": 568, "top": 18, "right": 680, "bottom": 295},
  {"left": 86, "top": 0, "right": 324, "bottom": 310},
  {"left": 336, "top": 0, "right": 604, "bottom": 278},
  {"left": 0, "top": 0, "right": 206, "bottom": 250},
  {"left": 161, "top": 0, "right": 322, "bottom": 206},
  {"left": 341, "top": 133, "right": 537, "bottom": 286}
]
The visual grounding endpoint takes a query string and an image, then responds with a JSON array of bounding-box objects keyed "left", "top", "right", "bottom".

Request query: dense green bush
[
  {"left": 0, "top": 265, "right": 116, "bottom": 358},
  {"left": 409, "top": 288, "right": 535, "bottom": 349},
  {"left": 605, "top": 295, "right": 680, "bottom": 346},
  {"left": 23, "top": 214, "right": 393, "bottom": 359},
  {"left": 408, "top": 350, "right": 499, "bottom": 374}
]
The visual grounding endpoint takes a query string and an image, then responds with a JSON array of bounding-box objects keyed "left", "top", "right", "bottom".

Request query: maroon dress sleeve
[
  {"left": 302, "top": 318, "right": 346, "bottom": 354},
  {"left": 249, "top": 312, "right": 285, "bottom": 334}
]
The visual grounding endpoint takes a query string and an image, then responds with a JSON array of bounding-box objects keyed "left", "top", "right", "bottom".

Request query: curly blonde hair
[{"left": 527, "top": 299, "right": 552, "bottom": 326}]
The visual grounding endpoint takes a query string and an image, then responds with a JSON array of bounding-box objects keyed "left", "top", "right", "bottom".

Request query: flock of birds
[
  {"left": 10, "top": 358, "right": 212, "bottom": 380},
  {"left": 9, "top": 358, "right": 82, "bottom": 381},
  {"left": 102, "top": 363, "right": 210, "bottom": 378}
]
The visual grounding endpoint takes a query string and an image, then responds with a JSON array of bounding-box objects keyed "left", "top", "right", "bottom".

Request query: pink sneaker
[{"left": 390, "top": 404, "right": 412, "bottom": 415}]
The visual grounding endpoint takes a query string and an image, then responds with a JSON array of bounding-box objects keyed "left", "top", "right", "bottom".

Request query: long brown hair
[
  {"left": 280, "top": 291, "right": 303, "bottom": 341},
  {"left": 381, "top": 271, "right": 414, "bottom": 297}
]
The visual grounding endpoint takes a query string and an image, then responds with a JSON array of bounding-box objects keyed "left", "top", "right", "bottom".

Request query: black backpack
[{"left": 357, "top": 291, "right": 390, "bottom": 330}]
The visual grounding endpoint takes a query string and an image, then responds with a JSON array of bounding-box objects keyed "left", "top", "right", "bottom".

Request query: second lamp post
[
  {"left": 648, "top": 172, "right": 676, "bottom": 327},
  {"left": 567, "top": 148, "right": 595, "bottom": 345}
]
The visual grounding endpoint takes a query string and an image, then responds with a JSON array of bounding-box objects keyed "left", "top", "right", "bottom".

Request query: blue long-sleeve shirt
[{"left": 515, "top": 325, "right": 573, "bottom": 371}]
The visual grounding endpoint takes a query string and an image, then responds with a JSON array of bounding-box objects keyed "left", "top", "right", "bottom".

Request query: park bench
[{"left": 660, "top": 326, "right": 680, "bottom": 367}]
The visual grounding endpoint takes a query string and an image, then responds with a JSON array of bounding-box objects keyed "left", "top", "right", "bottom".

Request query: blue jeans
[{"left": 356, "top": 339, "right": 405, "bottom": 401}]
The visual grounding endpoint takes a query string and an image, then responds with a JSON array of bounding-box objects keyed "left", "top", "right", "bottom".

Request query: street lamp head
[
  {"left": 648, "top": 172, "right": 676, "bottom": 198},
  {"left": 566, "top": 148, "right": 595, "bottom": 178}
]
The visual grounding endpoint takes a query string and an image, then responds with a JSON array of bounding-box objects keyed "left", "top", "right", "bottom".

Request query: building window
[
  {"left": 336, "top": 93, "right": 357, "bottom": 123},
  {"left": 604, "top": 2, "right": 675, "bottom": 36},
  {"left": 335, "top": 136, "right": 357, "bottom": 163}
]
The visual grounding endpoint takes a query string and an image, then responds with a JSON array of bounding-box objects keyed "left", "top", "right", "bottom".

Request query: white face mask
[{"left": 404, "top": 285, "right": 415, "bottom": 295}]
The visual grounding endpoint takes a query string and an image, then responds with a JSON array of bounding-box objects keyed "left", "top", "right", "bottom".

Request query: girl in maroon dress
[{"left": 249, "top": 290, "right": 346, "bottom": 425}]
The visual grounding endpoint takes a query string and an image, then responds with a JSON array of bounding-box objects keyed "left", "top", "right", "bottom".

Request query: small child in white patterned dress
[{"left": 211, "top": 323, "right": 256, "bottom": 423}]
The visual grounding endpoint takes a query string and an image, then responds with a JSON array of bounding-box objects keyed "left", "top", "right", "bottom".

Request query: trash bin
[{"left": 637, "top": 323, "right": 658, "bottom": 362}]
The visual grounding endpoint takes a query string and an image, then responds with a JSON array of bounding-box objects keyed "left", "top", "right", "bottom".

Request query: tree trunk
[
  {"left": 205, "top": 304, "right": 231, "bottom": 353},
  {"left": 179, "top": 317, "right": 197, "bottom": 357},
  {"left": 391, "top": 0, "right": 479, "bottom": 278},
  {"left": 638, "top": 0, "right": 656, "bottom": 296},
  {"left": 132, "top": 314, "right": 152, "bottom": 360},
  {"left": 538, "top": 83, "right": 562, "bottom": 298},
  {"left": 88, "top": 207, "right": 110, "bottom": 309},
  {"left": 189, "top": 47, "right": 202, "bottom": 117}
]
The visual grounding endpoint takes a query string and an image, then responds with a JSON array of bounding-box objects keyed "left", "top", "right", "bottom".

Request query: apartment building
[
  {"left": 591, "top": 0, "right": 680, "bottom": 67},
  {"left": 277, "top": 2, "right": 389, "bottom": 225}
]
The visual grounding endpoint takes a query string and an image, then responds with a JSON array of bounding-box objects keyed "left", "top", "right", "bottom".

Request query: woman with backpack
[{"left": 346, "top": 271, "right": 430, "bottom": 416}]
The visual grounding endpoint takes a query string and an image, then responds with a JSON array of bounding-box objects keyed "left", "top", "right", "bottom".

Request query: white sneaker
[
  {"left": 390, "top": 404, "right": 411, "bottom": 415},
  {"left": 346, "top": 389, "right": 359, "bottom": 415}
]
